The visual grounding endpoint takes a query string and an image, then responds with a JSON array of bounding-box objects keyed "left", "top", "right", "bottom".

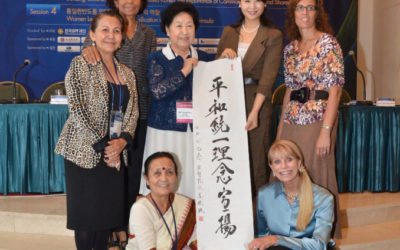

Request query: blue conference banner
[{"left": 0, "top": 0, "right": 354, "bottom": 100}]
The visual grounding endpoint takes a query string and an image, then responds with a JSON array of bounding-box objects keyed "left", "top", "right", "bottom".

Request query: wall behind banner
[{"left": 0, "top": 0, "right": 355, "bottom": 100}]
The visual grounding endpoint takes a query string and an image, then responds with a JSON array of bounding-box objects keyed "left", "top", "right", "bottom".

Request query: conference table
[
  {"left": 335, "top": 105, "right": 400, "bottom": 192},
  {"left": 0, "top": 104, "right": 68, "bottom": 194},
  {"left": 1, "top": 104, "right": 399, "bottom": 194}
]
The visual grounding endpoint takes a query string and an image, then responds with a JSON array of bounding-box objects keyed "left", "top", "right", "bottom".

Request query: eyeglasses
[{"left": 295, "top": 5, "right": 317, "bottom": 12}]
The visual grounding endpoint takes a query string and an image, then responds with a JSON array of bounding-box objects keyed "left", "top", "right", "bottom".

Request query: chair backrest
[
  {"left": 340, "top": 89, "right": 352, "bottom": 104},
  {"left": 40, "top": 81, "right": 66, "bottom": 102},
  {"left": 0, "top": 81, "right": 29, "bottom": 103},
  {"left": 271, "top": 84, "right": 286, "bottom": 105}
]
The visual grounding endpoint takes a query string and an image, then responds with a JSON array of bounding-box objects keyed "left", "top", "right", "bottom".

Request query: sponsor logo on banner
[
  {"left": 156, "top": 38, "right": 169, "bottom": 45},
  {"left": 57, "top": 45, "right": 81, "bottom": 53},
  {"left": 266, "top": 0, "right": 289, "bottom": 8},
  {"left": 199, "top": 38, "right": 220, "bottom": 46},
  {"left": 57, "top": 36, "right": 81, "bottom": 44},
  {"left": 26, "top": 4, "right": 60, "bottom": 16},
  {"left": 64, "top": 28, "right": 87, "bottom": 36},
  {"left": 198, "top": 47, "right": 217, "bottom": 54}
]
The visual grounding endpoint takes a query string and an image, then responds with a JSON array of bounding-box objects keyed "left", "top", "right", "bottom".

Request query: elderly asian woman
[{"left": 139, "top": 2, "right": 213, "bottom": 199}]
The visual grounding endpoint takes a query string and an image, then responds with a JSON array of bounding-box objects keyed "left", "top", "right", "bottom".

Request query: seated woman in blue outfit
[
  {"left": 140, "top": 2, "right": 213, "bottom": 198},
  {"left": 248, "top": 139, "right": 334, "bottom": 250}
]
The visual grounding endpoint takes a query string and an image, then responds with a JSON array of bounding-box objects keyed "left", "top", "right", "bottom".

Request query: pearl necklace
[{"left": 241, "top": 24, "right": 260, "bottom": 33}]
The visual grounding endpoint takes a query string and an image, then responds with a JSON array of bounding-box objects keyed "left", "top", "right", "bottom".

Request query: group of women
[{"left": 56, "top": 0, "right": 345, "bottom": 249}]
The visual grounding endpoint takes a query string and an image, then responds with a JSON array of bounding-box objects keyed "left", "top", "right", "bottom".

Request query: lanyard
[
  {"left": 109, "top": 83, "right": 123, "bottom": 111},
  {"left": 149, "top": 194, "right": 178, "bottom": 250},
  {"left": 102, "top": 60, "right": 123, "bottom": 111}
]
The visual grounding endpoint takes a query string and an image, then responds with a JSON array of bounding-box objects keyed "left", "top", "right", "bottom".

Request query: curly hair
[
  {"left": 106, "top": 0, "right": 148, "bottom": 16},
  {"left": 285, "top": 0, "right": 333, "bottom": 41}
]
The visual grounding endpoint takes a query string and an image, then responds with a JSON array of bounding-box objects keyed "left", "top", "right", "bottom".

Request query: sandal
[
  {"left": 108, "top": 232, "right": 120, "bottom": 249},
  {"left": 108, "top": 231, "right": 128, "bottom": 250},
  {"left": 120, "top": 240, "right": 128, "bottom": 250}
]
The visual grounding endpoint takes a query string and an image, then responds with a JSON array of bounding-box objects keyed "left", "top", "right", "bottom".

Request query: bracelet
[{"left": 321, "top": 124, "right": 331, "bottom": 130}]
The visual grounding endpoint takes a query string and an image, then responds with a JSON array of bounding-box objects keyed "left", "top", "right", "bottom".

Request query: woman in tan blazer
[{"left": 216, "top": 0, "right": 282, "bottom": 194}]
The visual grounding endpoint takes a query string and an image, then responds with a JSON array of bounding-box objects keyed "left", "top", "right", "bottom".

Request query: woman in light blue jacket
[{"left": 248, "top": 140, "right": 334, "bottom": 250}]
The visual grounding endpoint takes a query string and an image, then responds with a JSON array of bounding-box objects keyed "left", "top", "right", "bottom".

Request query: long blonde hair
[{"left": 268, "top": 140, "right": 313, "bottom": 231}]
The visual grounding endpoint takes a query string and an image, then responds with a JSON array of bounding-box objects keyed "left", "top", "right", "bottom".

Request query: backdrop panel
[{"left": 0, "top": 0, "right": 354, "bottom": 100}]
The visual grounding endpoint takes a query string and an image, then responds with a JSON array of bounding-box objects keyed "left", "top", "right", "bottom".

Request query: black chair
[
  {"left": 340, "top": 89, "right": 351, "bottom": 104},
  {"left": 271, "top": 84, "right": 286, "bottom": 105}
]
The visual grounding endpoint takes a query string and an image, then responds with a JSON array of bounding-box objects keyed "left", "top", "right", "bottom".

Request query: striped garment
[{"left": 84, "top": 22, "right": 156, "bottom": 119}]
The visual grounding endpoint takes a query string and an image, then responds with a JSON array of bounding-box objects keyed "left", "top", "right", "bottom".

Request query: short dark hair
[
  {"left": 160, "top": 2, "right": 199, "bottom": 34},
  {"left": 144, "top": 152, "right": 178, "bottom": 177},
  {"left": 106, "top": 0, "right": 148, "bottom": 15},
  {"left": 232, "top": 0, "right": 272, "bottom": 29},
  {"left": 90, "top": 10, "right": 125, "bottom": 32}
]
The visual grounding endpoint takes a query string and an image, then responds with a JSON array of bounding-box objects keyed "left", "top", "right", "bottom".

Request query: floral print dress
[{"left": 283, "top": 33, "right": 345, "bottom": 125}]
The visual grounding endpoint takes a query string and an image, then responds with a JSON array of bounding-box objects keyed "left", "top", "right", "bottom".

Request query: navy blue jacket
[{"left": 147, "top": 50, "right": 213, "bottom": 132}]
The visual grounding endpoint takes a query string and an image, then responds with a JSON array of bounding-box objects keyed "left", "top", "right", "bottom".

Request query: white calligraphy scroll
[{"left": 193, "top": 58, "right": 254, "bottom": 250}]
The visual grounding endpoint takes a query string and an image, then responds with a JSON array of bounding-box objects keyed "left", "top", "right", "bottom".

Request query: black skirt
[{"left": 64, "top": 159, "right": 127, "bottom": 231}]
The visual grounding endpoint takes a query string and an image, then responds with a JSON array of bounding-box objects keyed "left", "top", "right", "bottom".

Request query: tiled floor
[
  {"left": 1, "top": 192, "right": 400, "bottom": 250},
  {"left": 0, "top": 194, "right": 66, "bottom": 215},
  {"left": 339, "top": 192, "right": 400, "bottom": 209},
  {"left": 0, "top": 231, "right": 75, "bottom": 250}
]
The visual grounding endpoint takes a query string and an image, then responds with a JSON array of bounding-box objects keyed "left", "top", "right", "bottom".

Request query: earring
[
  {"left": 299, "top": 165, "right": 305, "bottom": 173},
  {"left": 272, "top": 172, "right": 276, "bottom": 177}
]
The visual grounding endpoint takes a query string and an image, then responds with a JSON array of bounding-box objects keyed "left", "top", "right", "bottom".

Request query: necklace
[
  {"left": 285, "top": 192, "right": 298, "bottom": 203},
  {"left": 241, "top": 24, "right": 260, "bottom": 33},
  {"left": 126, "top": 21, "right": 138, "bottom": 40}
]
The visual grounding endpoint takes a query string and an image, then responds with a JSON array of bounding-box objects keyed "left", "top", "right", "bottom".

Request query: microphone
[
  {"left": 12, "top": 59, "right": 30, "bottom": 104},
  {"left": 348, "top": 50, "right": 372, "bottom": 105},
  {"left": 23, "top": 59, "right": 31, "bottom": 66}
]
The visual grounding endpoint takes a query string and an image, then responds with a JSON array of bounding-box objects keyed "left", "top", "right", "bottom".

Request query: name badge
[
  {"left": 110, "top": 110, "right": 123, "bottom": 139},
  {"left": 176, "top": 101, "right": 193, "bottom": 124}
]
